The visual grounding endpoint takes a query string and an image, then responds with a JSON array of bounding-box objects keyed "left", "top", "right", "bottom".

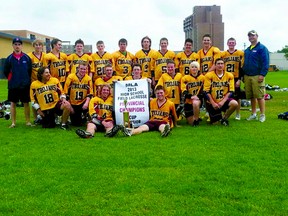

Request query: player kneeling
[
  {"left": 30, "top": 67, "right": 72, "bottom": 129},
  {"left": 76, "top": 84, "right": 122, "bottom": 138},
  {"left": 122, "top": 85, "right": 178, "bottom": 137},
  {"left": 203, "top": 58, "right": 238, "bottom": 125}
]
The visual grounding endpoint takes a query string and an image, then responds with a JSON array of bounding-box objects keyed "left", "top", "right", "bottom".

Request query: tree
[{"left": 277, "top": 46, "right": 288, "bottom": 60}]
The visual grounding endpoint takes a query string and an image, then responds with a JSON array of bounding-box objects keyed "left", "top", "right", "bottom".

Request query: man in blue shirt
[
  {"left": 243, "top": 30, "right": 269, "bottom": 123},
  {"left": 4, "top": 38, "right": 32, "bottom": 128}
]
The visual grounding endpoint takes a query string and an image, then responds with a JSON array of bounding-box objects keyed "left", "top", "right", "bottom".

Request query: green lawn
[{"left": 0, "top": 72, "right": 287, "bottom": 215}]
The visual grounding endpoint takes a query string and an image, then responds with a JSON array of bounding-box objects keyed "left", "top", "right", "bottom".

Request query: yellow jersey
[
  {"left": 30, "top": 77, "right": 64, "bottom": 111},
  {"left": 64, "top": 73, "right": 93, "bottom": 105}
]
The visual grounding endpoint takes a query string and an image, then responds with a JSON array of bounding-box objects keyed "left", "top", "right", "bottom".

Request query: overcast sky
[{"left": 0, "top": 0, "right": 286, "bottom": 53}]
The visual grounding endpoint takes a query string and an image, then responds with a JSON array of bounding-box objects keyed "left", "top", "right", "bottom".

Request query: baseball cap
[
  {"left": 248, "top": 30, "right": 258, "bottom": 36},
  {"left": 12, "top": 37, "right": 23, "bottom": 44}
]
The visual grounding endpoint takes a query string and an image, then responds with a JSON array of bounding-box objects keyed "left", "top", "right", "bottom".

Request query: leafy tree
[{"left": 277, "top": 45, "right": 288, "bottom": 60}]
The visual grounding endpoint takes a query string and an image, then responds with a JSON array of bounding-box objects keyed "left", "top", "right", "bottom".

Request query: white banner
[{"left": 114, "top": 79, "right": 150, "bottom": 127}]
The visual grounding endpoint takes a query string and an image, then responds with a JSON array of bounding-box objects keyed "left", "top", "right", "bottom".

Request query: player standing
[
  {"left": 43, "top": 38, "right": 69, "bottom": 87},
  {"left": 197, "top": 34, "right": 221, "bottom": 74},
  {"left": 91, "top": 40, "right": 114, "bottom": 82},
  {"left": 222, "top": 37, "right": 244, "bottom": 120},
  {"left": 27, "top": 39, "right": 46, "bottom": 124},
  {"left": 112, "top": 38, "right": 135, "bottom": 79},
  {"left": 135, "top": 36, "right": 156, "bottom": 79},
  {"left": 153, "top": 37, "right": 175, "bottom": 88},
  {"left": 175, "top": 38, "right": 199, "bottom": 76},
  {"left": 67, "top": 39, "right": 94, "bottom": 78}
]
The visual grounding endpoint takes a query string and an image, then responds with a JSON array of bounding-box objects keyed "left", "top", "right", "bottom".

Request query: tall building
[{"left": 183, "top": 5, "right": 224, "bottom": 51}]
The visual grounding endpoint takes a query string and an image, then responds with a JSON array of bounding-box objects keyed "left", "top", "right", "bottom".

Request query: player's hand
[
  {"left": 258, "top": 75, "right": 264, "bottom": 83},
  {"left": 235, "top": 80, "right": 241, "bottom": 88},
  {"left": 82, "top": 103, "right": 89, "bottom": 110},
  {"left": 37, "top": 109, "right": 44, "bottom": 117}
]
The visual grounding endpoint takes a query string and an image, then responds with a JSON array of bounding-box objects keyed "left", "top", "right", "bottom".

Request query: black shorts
[
  {"left": 70, "top": 104, "right": 88, "bottom": 126},
  {"left": 233, "top": 87, "right": 246, "bottom": 100},
  {"left": 206, "top": 98, "right": 235, "bottom": 123},
  {"left": 8, "top": 86, "right": 30, "bottom": 103},
  {"left": 184, "top": 104, "right": 194, "bottom": 118},
  {"left": 41, "top": 101, "right": 63, "bottom": 128}
]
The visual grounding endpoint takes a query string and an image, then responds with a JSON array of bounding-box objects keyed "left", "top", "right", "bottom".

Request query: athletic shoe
[
  {"left": 246, "top": 114, "right": 258, "bottom": 121},
  {"left": 235, "top": 114, "right": 241, "bottom": 120},
  {"left": 105, "top": 125, "right": 121, "bottom": 137},
  {"left": 60, "top": 124, "right": 69, "bottom": 130},
  {"left": 119, "top": 125, "right": 132, "bottom": 136},
  {"left": 161, "top": 124, "right": 171, "bottom": 137},
  {"left": 259, "top": 114, "right": 266, "bottom": 122},
  {"left": 220, "top": 118, "right": 229, "bottom": 126},
  {"left": 76, "top": 129, "right": 93, "bottom": 138}
]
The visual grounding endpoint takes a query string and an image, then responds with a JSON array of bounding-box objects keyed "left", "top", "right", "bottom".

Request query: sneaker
[
  {"left": 246, "top": 114, "right": 258, "bottom": 121},
  {"left": 220, "top": 118, "right": 229, "bottom": 126},
  {"left": 105, "top": 125, "right": 121, "bottom": 137},
  {"left": 259, "top": 114, "right": 266, "bottom": 122},
  {"left": 76, "top": 129, "right": 93, "bottom": 138},
  {"left": 235, "top": 114, "right": 241, "bottom": 120},
  {"left": 119, "top": 125, "right": 132, "bottom": 136},
  {"left": 60, "top": 124, "right": 69, "bottom": 130},
  {"left": 161, "top": 124, "right": 171, "bottom": 137}
]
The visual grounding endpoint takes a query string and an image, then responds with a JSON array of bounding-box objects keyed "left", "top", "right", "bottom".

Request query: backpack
[{"left": 278, "top": 112, "right": 288, "bottom": 120}]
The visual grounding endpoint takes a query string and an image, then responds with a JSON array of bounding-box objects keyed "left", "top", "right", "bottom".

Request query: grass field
[{"left": 0, "top": 71, "right": 287, "bottom": 215}]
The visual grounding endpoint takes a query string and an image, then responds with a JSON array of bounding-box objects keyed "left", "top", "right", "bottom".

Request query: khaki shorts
[{"left": 244, "top": 75, "right": 265, "bottom": 99}]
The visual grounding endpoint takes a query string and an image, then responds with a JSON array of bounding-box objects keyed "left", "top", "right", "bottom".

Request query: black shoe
[
  {"left": 119, "top": 125, "right": 132, "bottom": 136},
  {"left": 220, "top": 119, "right": 229, "bottom": 126},
  {"left": 76, "top": 129, "right": 93, "bottom": 138},
  {"left": 105, "top": 125, "right": 121, "bottom": 137},
  {"left": 60, "top": 124, "right": 69, "bottom": 130},
  {"left": 161, "top": 124, "right": 171, "bottom": 137}
]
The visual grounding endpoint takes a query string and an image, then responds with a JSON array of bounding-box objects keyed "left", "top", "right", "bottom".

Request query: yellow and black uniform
[
  {"left": 175, "top": 52, "right": 199, "bottom": 76},
  {"left": 135, "top": 49, "right": 156, "bottom": 79},
  {"left": 43, "top": 52, "right": 69, "bottom": 84},
  {"left": 64, "top": 73, "right": 93, "bottom": 126},
  {"left": 157, "top": 73, "right": 182, "bottom": 105},
  {"left": 27, "top": 52, "right": 46, "bottom": 82},
  {"left": 181, "top": 74, "right": 205, "bottom": 104},
  {"left": 204, "top": 71, "right": 235, "bottom": 122},
  {"left": 221, "top": 49, "right": 244, "bottom": 79},
  {"left": 181, "top": 73, "right": 205, "bottom": 118},
  {"left": 146, "top": 97, "right": 177, "bottom": 128},
  {"left": 64, "top": 73, "right": 93, "bottom": 105},
  {"left": 30, "top": 77, "right": 63, "bottom": 111},
  {"left": 112, "top": 51, "right": 135, "bottom": 78},
  {"left": 89, "top": 95, "right": 114, "bottom": 130},
  {"left": 67, "top": 53, "right": 94, "bottom": 75},
  {"left": 153, "top": 50, "right": 175, "bottom": 81},
  {"left": 91, "top": 52, "right": 114, "bottom": 81},
  {"left": 197, "top": 46, "right": 221, "bottom": 74},
  {"left": 30, "top": 77, "right": 64, "bottom": 128},
  {"left": 94, "top": 76, "right": 123, "bottom": 97},
  {"left": 204, "top": 71, "right": 235, "bottom": 103}
]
